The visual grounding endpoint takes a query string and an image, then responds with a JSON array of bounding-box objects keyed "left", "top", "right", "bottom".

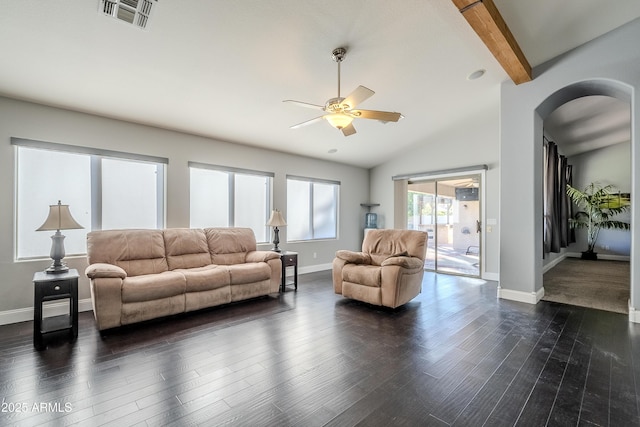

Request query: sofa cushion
[
  {"left": 122, "top": 271, "right": 186, "bottom": 303},
  {"left": 342, "top": 264, "right": 381, "bottom": 287},
  {"left": 205, "top": 227, "right": 256, "bottom": 265},
  {"left": 164, "top": 228, "right": 211, "bottom": 270},
  {"left": 227, "top": 263, "right": 271, "bottom": 285},
  {"left": 87, "top": 229, "right": 168, "bottom": 276},
  {"left": 363, "top": 229, "right": 427, "bottom": 262},
  {"left": 176, "top": 265, "right": 230, "bottom": 292}
]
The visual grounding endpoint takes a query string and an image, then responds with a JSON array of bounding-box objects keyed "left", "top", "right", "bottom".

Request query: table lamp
[
  {"left": 36, "top": 200, "right": 84, "bottom": 274},
  {"left": 266, "top": 209, "right": 287, "bottom": 252}
]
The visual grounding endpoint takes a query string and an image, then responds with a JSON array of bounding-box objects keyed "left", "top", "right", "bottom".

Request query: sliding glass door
[{"left": 407, "top": 174, "right": 481, "bottom": 277}]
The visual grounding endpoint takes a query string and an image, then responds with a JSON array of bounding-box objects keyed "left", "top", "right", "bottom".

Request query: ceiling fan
[{"left": 284, "top": 47, "right": 403, "bottom": 137}]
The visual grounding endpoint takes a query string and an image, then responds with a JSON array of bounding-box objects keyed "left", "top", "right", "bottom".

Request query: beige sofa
[
  {"left": 332, "top": 229, "right": 428, "bottom": 308},
  {"left": 85, "top": 227, "right": 281, "bottom": 330}
]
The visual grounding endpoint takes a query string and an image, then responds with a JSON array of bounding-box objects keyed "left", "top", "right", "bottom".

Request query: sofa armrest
[
  {"left": 85, "top": 263, "right": 127, "bottom": 279},
  {"left": 246, "top": 250, "right": 280, "bottom": 263},
  {"left": 335, "top": 250, "right": 372, "bottom": 264},
  {"left": 381, "top": 256, "right": 424, "bottom": 269}
]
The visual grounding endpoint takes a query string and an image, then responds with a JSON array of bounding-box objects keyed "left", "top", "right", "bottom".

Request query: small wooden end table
[
  {"left": 33, "top": 269, "right": 79, "bottom": 350},
  {"left": 279, "top": 251, "right": 298, "bottom": 292}
]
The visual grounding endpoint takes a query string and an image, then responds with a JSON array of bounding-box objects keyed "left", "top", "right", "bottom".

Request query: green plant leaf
[{"left": 566, "top": 182, "right": 630, "bottom": 251}]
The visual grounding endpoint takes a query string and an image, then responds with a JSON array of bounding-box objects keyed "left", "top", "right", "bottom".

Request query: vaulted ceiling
[{"left": 1, "top": 1, "right": 639, "bottom": 168}]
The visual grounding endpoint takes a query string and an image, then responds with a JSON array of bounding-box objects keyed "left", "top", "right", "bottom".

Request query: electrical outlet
[{"left": 313, "top": 252, "right": 317, "bottom": 259}]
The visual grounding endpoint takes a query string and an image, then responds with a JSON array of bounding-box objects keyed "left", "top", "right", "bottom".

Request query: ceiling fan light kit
[
  {"left": 324, "top": 113, "right": 354, "bottom": 130},
  {"left": 284, "top": 47, "right": 402, "bottom": 137}
]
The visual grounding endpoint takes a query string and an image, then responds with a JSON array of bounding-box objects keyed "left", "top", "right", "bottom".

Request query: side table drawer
[
  {"left": 283, "top": 254, "right": 297, "bottom": 265},
  {"left": 39, "top": 280, "right": 71, "bottom": 296}
]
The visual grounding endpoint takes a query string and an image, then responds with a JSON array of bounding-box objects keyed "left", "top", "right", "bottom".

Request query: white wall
[
  {"left": 499, "top": 17, "right": 640, "bottom": 314},
  {"left": 568, "top": 141, "right": 631, "bottom": 256},
  {"left": 0, "top": 96, "right": 368, "bottom": 322},
  {"left": 369, "top": 100, "right": 501, "bottom": 279}
]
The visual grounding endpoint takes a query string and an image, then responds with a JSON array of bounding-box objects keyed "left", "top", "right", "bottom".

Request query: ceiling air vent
[{"left": 100, "top": 0, "right": 157, "bottom": 30}]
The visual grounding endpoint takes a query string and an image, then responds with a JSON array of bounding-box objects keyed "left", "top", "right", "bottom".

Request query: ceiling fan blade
[
  {"left": 342, "top": 85, "right": 375, "bottom": 109},
  {"left": 350, "top": 109, "right": 402, "bottom": 122},
  {"left": 283, "top": 100, "right": 325, "bottom": 111},
  {"left": 290, "top": 116, "right": 325, "bottom": 129},
  {"left": 341, "top": 122, "right": 356, "bottom": 136}
]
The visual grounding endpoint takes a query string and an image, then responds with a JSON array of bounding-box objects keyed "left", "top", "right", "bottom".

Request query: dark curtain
[
  {"left": 543, "top": 139, "right": 573, "bottom": 255},
  {"left": 565, "top": 164, "right": 575, "bottom": 244}
]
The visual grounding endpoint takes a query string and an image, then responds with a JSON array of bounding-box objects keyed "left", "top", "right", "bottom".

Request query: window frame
[
  {"left": 286, "top": 175, "right": 340, "bottom": 242},
  {"left": 188, "top": 161, "right": 273, "bottom": 243},
  {"left": 12, "top": 137, "right": 167, "bottom": 260}
]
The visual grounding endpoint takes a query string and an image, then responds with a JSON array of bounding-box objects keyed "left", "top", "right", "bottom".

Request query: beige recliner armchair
[{"left": 332, "top": 229, "right": 428, "bottom": 308}]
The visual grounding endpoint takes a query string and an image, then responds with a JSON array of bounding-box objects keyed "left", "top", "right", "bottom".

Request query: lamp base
[
  {"left": 46, "top": 231, "right": 69, "bottom": 274},
  {"left": 271, "top": 227, "right": 282, "bottom": 253},
  {"left": 45, "top": 263, "right": 69, "bottom": 274}
]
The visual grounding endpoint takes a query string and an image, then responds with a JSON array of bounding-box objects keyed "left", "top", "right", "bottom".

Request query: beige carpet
[{"left": 543, "top": 258, "right": 630, "bottom": 314}]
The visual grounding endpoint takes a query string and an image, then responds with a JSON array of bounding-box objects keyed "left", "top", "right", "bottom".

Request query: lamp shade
[
  {"left": 36, "top": 201, "right": 84, "bottom": 232},
  {"left": 266, "top": 210, "right": 287, "bottom": 227},
  {"left": 324, "top": 113, "right": 354, "bottom": 130}
]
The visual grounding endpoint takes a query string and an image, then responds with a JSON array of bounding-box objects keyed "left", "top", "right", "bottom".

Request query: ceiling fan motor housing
[
  {"left": 331, "top": 47, "right": 346, "bottom": 63},
  {"left": 326, "top": 97, "right": 347, "bottom": 112}
]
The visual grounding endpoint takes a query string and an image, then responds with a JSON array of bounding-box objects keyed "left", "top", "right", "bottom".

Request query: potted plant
[{"left": 566, "top": 182, "right": 630, "bottom": 260}]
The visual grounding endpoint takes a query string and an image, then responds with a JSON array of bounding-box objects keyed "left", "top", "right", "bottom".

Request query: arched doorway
[
  {"left": 497, "top": 20, "right": 640, "bottom": 322},
  {"left": 534, "top": 79, "right": 634, "bottom": 312},
  {"left": 540, "top": 92, "right": 631, "bottom": 313}
]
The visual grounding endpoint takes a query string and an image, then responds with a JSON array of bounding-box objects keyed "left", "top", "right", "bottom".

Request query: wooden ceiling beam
[{"left": 452, "top": 0, "right": 532, "bottom": 84}]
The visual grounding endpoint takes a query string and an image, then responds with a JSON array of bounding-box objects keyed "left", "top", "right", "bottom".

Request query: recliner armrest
[
  {"left": 335, "top": 250, "right": 372, "bottom": 264},
  {"left": 85, "top": 263, "right": 127, "bottom": 279},
  {"left": 246, "top": 250, "right": 280, "bottom": 263},
  {"left": 380, "top": 256, "right": 424, "bottom": 269}
]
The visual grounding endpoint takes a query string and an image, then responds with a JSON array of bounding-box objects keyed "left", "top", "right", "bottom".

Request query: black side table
[
  {"left": 33, "top": 269, "right": 79, "bottom": 350},
  {"left": 279, "top": 251, "right": 298, "bottom": 292}
]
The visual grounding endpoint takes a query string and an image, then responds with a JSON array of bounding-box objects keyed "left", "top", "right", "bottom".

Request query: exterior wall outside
[{"left": 453, "top": 200, "right": 480, "bottom": 252}]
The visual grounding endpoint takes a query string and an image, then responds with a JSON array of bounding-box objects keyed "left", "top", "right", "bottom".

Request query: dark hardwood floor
[{"left": 1, "top": 270, "right": 639, "bottom": 426}]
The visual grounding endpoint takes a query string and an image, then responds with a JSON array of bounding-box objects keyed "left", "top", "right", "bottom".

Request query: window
[
  {"left": 101, "top": 157, "right": 161, "bottom": 230},
  {"left": 287, "top": 175, "right": 339, "bottom": 241},
  {"left": 189, "top": 162, "right": 272, "bottom": 243},
  {"left": 13, "top": 138, "right": 166, "bottom": 260}
]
